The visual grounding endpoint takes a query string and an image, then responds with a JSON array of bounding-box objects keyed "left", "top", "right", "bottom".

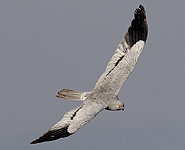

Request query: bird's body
[{"left": 30, "top": 4, "right": 148, "bottom": 144}]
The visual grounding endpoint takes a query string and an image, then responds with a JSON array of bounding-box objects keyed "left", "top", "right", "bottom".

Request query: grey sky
[{"left": 1, "top": 0, "right": 185, "bottom": 149}]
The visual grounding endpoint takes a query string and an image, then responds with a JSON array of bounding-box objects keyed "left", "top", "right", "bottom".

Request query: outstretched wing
[
  {"left": 30, "top": 102, "right": 106, "bottom": 144},
  {"left": 93, "top": 5, "right": 148, "bottom": 95}
]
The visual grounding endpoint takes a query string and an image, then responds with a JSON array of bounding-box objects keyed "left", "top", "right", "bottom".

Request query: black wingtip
[
  {"left": 30, "top": 140, "right": 38, "bottom": 144},
  {"left": 134, "top": 4, "right": 146, "bottom": 21},
  {"left": 124, "top": 4, "right": 148, "bottom": 48},
  {"left": 30, "top": 126, "right": 73, "bottom": 144}
]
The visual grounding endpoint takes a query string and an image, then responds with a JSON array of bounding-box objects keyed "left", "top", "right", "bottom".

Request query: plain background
[{"left": 1, "top": 0, "right": 185, "bottom": 150}]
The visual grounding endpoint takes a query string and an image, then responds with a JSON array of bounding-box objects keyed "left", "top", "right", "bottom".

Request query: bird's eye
[{"left": 117, "top": 104, "right": 120, "bottom": 107}]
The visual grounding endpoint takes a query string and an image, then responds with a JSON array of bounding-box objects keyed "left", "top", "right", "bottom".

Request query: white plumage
[{"left": 30, "top": 4, "right": 148, "bottom": 144}]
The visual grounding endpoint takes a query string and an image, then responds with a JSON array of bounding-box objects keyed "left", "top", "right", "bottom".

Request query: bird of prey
[{"left": 30, "top": 4, "right": 148, "bottom": 144}]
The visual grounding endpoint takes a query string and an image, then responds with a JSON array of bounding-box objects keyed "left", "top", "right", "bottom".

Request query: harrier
[{"left": 30, "top": 4, "right": 148, "bottom": 144}]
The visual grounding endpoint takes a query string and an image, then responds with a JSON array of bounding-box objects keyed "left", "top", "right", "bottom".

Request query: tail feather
[{"left": 56, "top": 89, "right": 85, "bottom": 101}]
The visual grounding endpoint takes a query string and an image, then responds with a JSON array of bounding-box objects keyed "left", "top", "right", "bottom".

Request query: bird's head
[
  {"left": 116, "top": 102, "right": 125, "bottom": 111},
  {"left": 105, "top": 100, "right": 124, "bottom": 111}
]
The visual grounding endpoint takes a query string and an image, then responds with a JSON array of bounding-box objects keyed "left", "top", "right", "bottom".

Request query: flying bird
[{"left": 30, "top": 4, "right": 148, "bottom": 144}]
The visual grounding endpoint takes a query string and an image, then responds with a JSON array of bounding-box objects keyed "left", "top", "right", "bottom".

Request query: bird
[{"left": 30, "top": 4, "right": 148, "bottom": 144}]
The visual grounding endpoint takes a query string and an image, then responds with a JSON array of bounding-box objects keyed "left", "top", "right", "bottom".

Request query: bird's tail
[{"left": 56, "top": 89, "right": 89, "bottom": 101}]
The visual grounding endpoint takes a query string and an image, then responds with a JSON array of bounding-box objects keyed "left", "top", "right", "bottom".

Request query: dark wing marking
[
  {"left": 30, "top": 103, "right": 106, "bottom": 144},
  {"left": 30, "top": 126, "right": 72, "bottom": 144},
  {"left": 106, "top": 55, "right": 125, "bottom": 76},
  {"left": 125, "top": 4, "right": 148, "bottom": 48},
  {"left": 30, "top": 105, "right": 83, "bottom": 144},
  {"left": 93, "top": 4, "right": 148, "bottom": 95}
]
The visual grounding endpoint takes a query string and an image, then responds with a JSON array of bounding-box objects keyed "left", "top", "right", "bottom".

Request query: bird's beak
[{"left": 121, "top": 106, "right": 124, "bottom": 111}]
